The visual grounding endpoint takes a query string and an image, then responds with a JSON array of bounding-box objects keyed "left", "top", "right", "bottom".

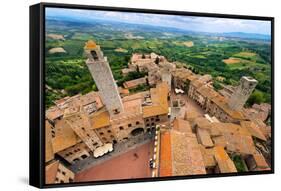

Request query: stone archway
[{"left": 130, "top": 127, "right": 144, "bottom": 136}]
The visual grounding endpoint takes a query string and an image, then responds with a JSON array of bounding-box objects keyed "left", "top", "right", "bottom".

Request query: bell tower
[{"left": 84, "top": 40, "right": 124, "bottom": 116}]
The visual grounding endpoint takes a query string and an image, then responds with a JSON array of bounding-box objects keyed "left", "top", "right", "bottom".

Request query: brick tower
[
  {"left": 84, "top": 40, "right": 124, "bottom": 116},
  {"left": 228, "top": 76, "right": 258, "bottom": 110}
]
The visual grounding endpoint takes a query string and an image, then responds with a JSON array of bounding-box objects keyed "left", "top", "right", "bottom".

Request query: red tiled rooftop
[{"left": 159, "top": 131, "right": 172, "bottom": 177}]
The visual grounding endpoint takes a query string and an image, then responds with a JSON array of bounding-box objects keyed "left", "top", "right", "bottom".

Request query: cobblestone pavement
[{"left": 68, "top": 131, "right": 155, "bottom": 173}]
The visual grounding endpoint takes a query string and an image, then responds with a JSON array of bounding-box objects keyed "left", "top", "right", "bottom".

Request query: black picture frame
[{"left": 30, "top": 2, "right": 274, "bottom": 188}]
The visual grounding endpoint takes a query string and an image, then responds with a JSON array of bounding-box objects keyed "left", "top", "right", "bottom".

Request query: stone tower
[
  {"left": 84, "top": 40, "right": 124, "bottom": 116},
  {"left": 228, "top": 76, "right": 258, "bottom": 110}
]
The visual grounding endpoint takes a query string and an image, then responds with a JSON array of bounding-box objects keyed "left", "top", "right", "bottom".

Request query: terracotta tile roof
[
  {"left": 184, "top": 109, "right": 202, "bottom": 122},
  {"left": 191, "top": 79, "right": 204, "bottom": 89},
  {"left": 51, "top": 119, "right": 80, "bottom": 153},
  {"left": 197, "top": 128, "right": 214, "bottom": 147},
  {"left": 54, "top": 96, "right": 70, "bottom": 108},
  {"left": 198, "top": 86, "right": 218, "bottom": 99},
  {"left": 80, "top": 91, "right": 103, "bottom": 108},
  {"left": 172, "top": 118, "right": 192, "bottom": 133},
  {"left": 159, "top": 131, "right": 173, "bottom": 177},
  {"left": 240, "top": 121, "right": 267, "bottom": 141},
  {"left": 90, "top": 109, "right": 110, "bottom": 129},
  {"left": 123, "top": 77, "right": 147, "bottom": 89},
  {"left": 111, "top": 98, "right": 143, "bottom": 121},
  {"left": 199, "top": 145, "right": 216, "bottom": 167},
  {"left": 122, "top": 91, "right": 148, "bottom": 102},
  {"left": 172, "top": 68, "right": 198, "bottom": 82},
  {"left": 84, "top": 40, "right": 97, "bottom": 50},
  {"left": 45, "top": 160, "right": 59, "bottom": 184},
  {"left": 214, "top": 146, "right": 237, "bottom": 173},
  {"left": 45, "top": 120, "right": 54, "bottom": 162},
  {"left": 212, "top": 122, "right": 255, "bottom": 155},
  {"left": 194, "top": 117, "right": 212, "bottom": 129},
  {"left": 121, "top": 68, "right": 135, "bottom": 74},
  {"left": 210, "top": 95, "right": 246, "bottom": 120},
  {"left": 143, "top": 82, "right": 169, "bottom": 118},
  {"left": 213, "top": 123, "right": 248, "bottom": 135},
  {"left": 118, "top": 87, "right": 130, "bottom": 95},
  {"left": 212, "top": 136, "right": 227, "bottom": 147},
  {"left": 209, "top": 123, "right": 222, "bottom": 136},
  {"left": 171, "top": 130, "right": 206, "bottom": 175},
  {"left": 46, "top": 106, "right": 64, "bottom": 121}
]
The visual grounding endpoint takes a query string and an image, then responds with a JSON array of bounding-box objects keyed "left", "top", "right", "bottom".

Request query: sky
[{"left": 46, "top": 8, "right": 271, "bottom": 35}]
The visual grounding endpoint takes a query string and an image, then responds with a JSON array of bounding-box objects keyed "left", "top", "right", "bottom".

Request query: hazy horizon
[{"left": 46, "top": 7, "right": 271, "bottom": 36}]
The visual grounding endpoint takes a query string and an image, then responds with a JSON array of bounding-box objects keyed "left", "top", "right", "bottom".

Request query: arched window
[{"left": 90, "top": 50, "right": 98, "bottom": 60}]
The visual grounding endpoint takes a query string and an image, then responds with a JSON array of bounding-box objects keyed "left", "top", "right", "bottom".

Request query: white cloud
[{"left": 46, "top": 8, "right": 271, "bottom": 35}]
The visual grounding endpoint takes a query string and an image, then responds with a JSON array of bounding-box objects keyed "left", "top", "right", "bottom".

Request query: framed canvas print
[{"left": 29, "top": 2, "right": 274, "bottom": 188}]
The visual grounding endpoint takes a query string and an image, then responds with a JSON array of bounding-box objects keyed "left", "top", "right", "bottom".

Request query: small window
[
  {"left": 100, "top": 132, "right": 104, "bottom": 135},
  {"left": 90, "top": 50, "right": 99, "bottom": 60},
  {"left": 73, "top": 158, "right": 80, "bottom": 162},
  {"left": 156, "top": 118, "right": 160, "bottom": 122},
  {"left": 87, "top": 134, "right": 90, "bottom": 137},
  {"left": 62, "top": 171, "right": 66, "bottom": 175},
  {"left": 146, "top": 119, "right": 149, "bottom": 122},
  {"left": 146, "top": 124, "right": 150, "bottom": 127},
  {"left": 151, "top": 118, "right": 154, "bottom": 121},
  {"left": 69, "top": 178, "right": 73, "bottom": 183},
  {"left": 81, "top": 154, "right": 88, "bottom": 159},
  {"left": 60, "top": 180, "right": 64, "bottom": 183},
  {"left": 136, "top": 121, "right": 140, "bottom": 125},
  {"left": 107, "top": 130, "right": 111, "bottom": 133},
  {"left": 128, "top": 124, "right": 132, "bottom": 127},
  {"left": 119, "top": 126, "right": 124, "bottom": 130},
  {"left": 82, "top": 127, "right": 85, "bottom": 131}
]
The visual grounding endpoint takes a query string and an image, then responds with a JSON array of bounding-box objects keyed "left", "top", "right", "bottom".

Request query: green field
[{"left": 45, "top": 19, "right": 272, "bottom": 108}]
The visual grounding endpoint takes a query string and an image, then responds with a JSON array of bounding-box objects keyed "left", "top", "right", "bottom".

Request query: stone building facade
[
  {"left": 45, "top": 160, "right": 75, "bottom": 184},
  {"left": 57, "top": 142, "right": 91, "bottom": 164}
]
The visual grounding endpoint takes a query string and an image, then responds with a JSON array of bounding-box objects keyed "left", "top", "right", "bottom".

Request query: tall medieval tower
[
  {"left": 228, "top": 76, "right": 258, "bottom": 110},
  {"left": 84, "top": 40, "right": 124, "bottom": 116}
]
